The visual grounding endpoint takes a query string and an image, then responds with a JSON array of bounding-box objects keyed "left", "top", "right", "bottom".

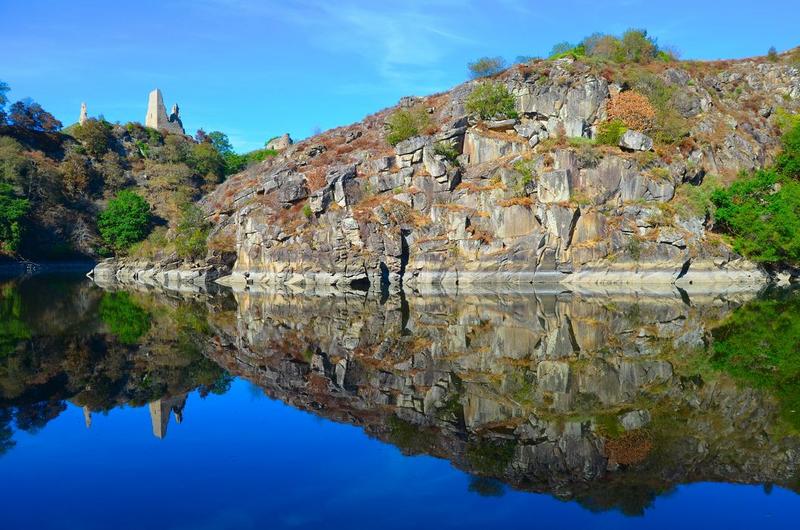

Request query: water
[{"left": 1, "top": 274, "right": 799, "bottom": 529}]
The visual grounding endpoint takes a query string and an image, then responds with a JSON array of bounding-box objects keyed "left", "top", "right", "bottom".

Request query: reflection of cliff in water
[
  {"left": 204, "top": 286, "right": 800, "bottom": 515},
  {"left": 0, "top": 275, "right": 230, "bottom": 453}
]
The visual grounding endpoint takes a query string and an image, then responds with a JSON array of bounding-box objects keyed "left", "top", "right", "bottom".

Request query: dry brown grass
[{"left": 497, "top": 197, "right": 533, "bottom": 207}]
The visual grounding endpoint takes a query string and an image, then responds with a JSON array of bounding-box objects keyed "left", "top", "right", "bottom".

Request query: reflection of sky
[{"left": 1, "top": 379, "right": 797, "bottom": 530}]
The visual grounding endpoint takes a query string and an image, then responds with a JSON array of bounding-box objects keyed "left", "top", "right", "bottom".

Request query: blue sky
[{"left": 1, "top": 0, "right": 799, "bottom": 152}]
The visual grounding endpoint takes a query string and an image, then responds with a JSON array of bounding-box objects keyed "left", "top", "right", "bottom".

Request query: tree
[
  {"left": 0, "top": 80, "right": 9, "bottom": 125},
  {"left": 467, "top": 56, "right": 507, "bottom": 79},
  {"left": 549, "top": 41, "right": 576, "bottom": 58},
  {"left": 767, "top": 46, "right": 779, "bottom": 62},
  {"left": 0, "top": 183, "right": 30, "bottom": 252},
  {"left": 174, "top": 203, "right": 209, "bottom": 260},
  {"left": 60, "top": 152, "right": 93, "bottom": 200},
  {"left": 97, "top": 190, "right": 151, "bottom": 252},
  {"left": 72, "top": 118, "right": 113, "bottom": 158},
  {"left": 7, "top": 99, "right": 62, "bottom": 132},
  {"left": 190, "top": 141, "right": 225, "bottom": 185},
  {"left": 465, "top": 81, "right": 517, "bottom": 120},
  {"left": 619, "top": 29, "right": 657, "bottom": 64}
]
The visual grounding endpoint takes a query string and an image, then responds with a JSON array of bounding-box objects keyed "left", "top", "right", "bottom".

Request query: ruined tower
[
  {"left": 145, "top": 88, "right": 185, "bottom": 135},
  {"left": 79, "top": 102, "right": 88, "bottom": 125}
]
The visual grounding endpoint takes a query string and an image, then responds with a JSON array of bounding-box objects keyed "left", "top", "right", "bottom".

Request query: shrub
[
  {"left": 189, "top": 141, "right": 225, "bottom": 185},
  {"left": 549, "top": 42, "right": 583, "bottom": 59},
  {"left": 71, "top": 119, "right": 113, "bottom": 158},
  {"left": 302, "top": 202, "right": 312, "bottom": 218},
  {"left": 386, "top": 106, "right": 431, "bottom": 146},
  {"left": 467, "top": 56, "right": 507, "bottom": 79},
  {"left": 767, "top": 46, "right": 779, "bottom": 62},
  {"left": 465, "top": 81, "right": 517, "bottom": 120},
  {"left": 97, "top": 190, "right": 151, "bottom": 252},
  {"left": 433, "top": 142, "right": 459, "bottom": 163},
  {"left": 595, "top": 119, "right": 627, "bottom": 145},
  {"left": 606, "top": 91, "right": 656, "bottom": 131},
  {"left": 174, "top": 203, "right": 209, "bottom": 260},
  {"left": 0, "top": 182, "right": 29, "bottom": 252},
  {"left": 622, "top": 71, "right": 689, "bottom": 144},
  {"left": 618, "top": 29, "right": 658, "bottom": 64},
  {"left": 775, "top": 117, "right": 800, "bottom": 178}
]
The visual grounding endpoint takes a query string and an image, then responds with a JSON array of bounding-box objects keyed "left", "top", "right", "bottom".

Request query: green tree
[
  {"left": 190, "top": 141, "right": 225, "bottom": 185},
  {"left": 0, "top": 183, "right": 29, "bottom": 252},
  {"left": 0, "top": 284, "right": 31, "bottom": 357},
  {"left": 467, "top": 56, "right": 507, "bottom": 79},
  {"left": 619, "top": 29, "right": 658, "bottom": 63},
  {"left": 97, "top": 190, "right": 151, "bottom": 252},
  {"left": 775, "top": 119, "right": 800, "bottom": 178},
  {"left": 99, "top": 291, "right": 151, "bottom": 344},
  {"left": 0, "top": 80, "right": 9, "bottom": 125},
  {"left": 174, "top": 203, "right": 209, "bottom": 260},
  {"left": 465, "top": 81, "right": 517, "bottom": 120},
  {"left": 72, "top": 118, "right": 114, "bottom": 158}
]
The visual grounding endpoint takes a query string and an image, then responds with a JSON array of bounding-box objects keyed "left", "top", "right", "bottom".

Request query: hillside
[{"left": 168, "top": 47, "right": 800, "bottom": 288}]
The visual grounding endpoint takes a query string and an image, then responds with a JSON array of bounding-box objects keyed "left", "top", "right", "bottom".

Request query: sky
[{"left": 1, "top": 0, "right": 799, "bottom": 152}]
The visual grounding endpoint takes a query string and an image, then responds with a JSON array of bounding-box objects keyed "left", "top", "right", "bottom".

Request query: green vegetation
[
  {"left": 709, "top": 119, "right": 800, "bottom": 265},
  {"left": 549, "top": 29, "right": 673, "bottom": 64},
  {"left": 595, "top": 119, "right": 627, "bottom": 145},
  {"left": 465, "top": 437, "right": 516, "bottom": 475},
  {"left": 302, "top": 202, "right": 313, "bottom": 219},
  {"left": 621, "top": 71, "right": 688, "bottom": 144},
  {"left": 174, "top": 203, "right": 210, "bottom": 260},
  {"left": 98, "top": 291, "right": 151, "bottom": 344},
  {"left": 433, "top": 141, "right": 459, "bottom": 163},
  {"left": 710, "top": 289, "right": 800, "bottom": 429},
  {"left": 98, "top": 190, "right": 152, "bottom": 253},
  {"left": 0, "top": 284, "right": 30, "bottom": 357},
  {"left": 465, "top": 81, "right": 517, "bottom": 120},
  {"left": 0, "top": 183, "right": 29, "bottom": 252},
  {"left": 386, "top": 106, "right": 431, "bottom": 146},
  {"left": 767, "top": 46, "right": 779, "bottom": 62},
  {"left": 71, "top": 119, "right": 114, "bottom": 158},
  {"left": 467, "top": 56, "right": 507, "bottom": 79}
]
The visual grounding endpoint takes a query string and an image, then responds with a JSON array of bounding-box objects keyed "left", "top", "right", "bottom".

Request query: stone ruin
[
  {"left": 266, "top": 133, "right": 293, "bottom": 151},
  {"left": 79, "top": 102, "right": 88, "bottom": 125},
  {"left": 145, "top": 88, "right": 185, "bottom": 135}
]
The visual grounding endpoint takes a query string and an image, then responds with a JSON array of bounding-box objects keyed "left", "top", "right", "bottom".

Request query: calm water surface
[{"left": 1, "top": 274, "right": 798, "bottom": 529}]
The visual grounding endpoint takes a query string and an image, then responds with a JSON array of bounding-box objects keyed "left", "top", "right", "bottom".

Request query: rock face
[
  {"left": 183, "top": 55, "right": 800, "bottom": 289},
  {"left": 145, "top": 88, "right": 185, "bottom": 135}
]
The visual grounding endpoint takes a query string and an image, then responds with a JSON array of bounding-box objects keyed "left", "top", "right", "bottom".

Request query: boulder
[{"left": 619, "top": 130, "right": 654, "bottom": 151}]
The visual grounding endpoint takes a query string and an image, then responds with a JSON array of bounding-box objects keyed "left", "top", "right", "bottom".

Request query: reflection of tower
[
  {"left": 83, "top": 406, "right": 92, "bottom": 429},
  {"left": 148, "top": 394, "right": 188, "bottom": 439}
]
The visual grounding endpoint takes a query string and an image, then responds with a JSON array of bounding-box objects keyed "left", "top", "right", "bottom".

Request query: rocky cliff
[{"left": 99, "top": 53, "right": 800, "bottom": 288}]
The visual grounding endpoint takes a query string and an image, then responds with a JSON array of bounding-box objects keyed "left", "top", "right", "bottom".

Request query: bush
[
  {"left": 97, "top": 190, "right": 151, "bottom": 252},
  {"left": 711, "top": 170, "right": 800, "bottom": 264},
  {"left": 776, "top": 118, "right": 800, "bottom": 178},
  {"left": 622, "top": 71, "right": 688, "bottom": 144},
  {"left": 606, "top": 91, "right": 656, "bottom": 131},
  {"left": 189, "top": 141, "right": 225, "bottom": 185},
  {"left": 0, "top": 182, "right": 29, "bottom": 252},
  {"left": 619, "top": 29, "right": 657, "bottom": 63},
  {"left": 433, "top": 142, "right": 459, "bottom": 163},
  {"left": 71, "top": 119, "right": 113, "bottom": 158},
  {"left": 467, "top": 56, "right": 507, "bottom": 79},
  {"left": 174, "top": 203, "right": 209, "bottom": 260},
  {"left": 465, "top": 81, "right": 517, "bottom": 120},
  {"left": 386, "top": 106, "right": 431, "bottom": 146},
  {"left": 595, "top": 119, "right": 627, "bottom": 145},
  {"left": 767, "top": 46, "right": 779, "bottom": 62}
]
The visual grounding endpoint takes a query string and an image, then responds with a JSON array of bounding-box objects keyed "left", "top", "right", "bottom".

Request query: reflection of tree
[
  {"left": 0, "top": 284, "right": 31, "bottom": 357},
  {"left": 0, "top": 278, "right": 232, "bottom": 456},
  {"left": 98, "top": 291, "right": 151, "bottom": 344},
  {"left": 711, "top": 288, "right": 800, "bottom": 429},
  {"left": 468, "top": 476, "right": 506, "bottom": 497}
]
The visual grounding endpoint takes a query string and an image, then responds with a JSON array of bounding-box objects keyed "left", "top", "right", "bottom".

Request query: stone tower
[
  {"left": 79, "top": 102, "right": 88, "bottom": 125},
  {"left": 145, "top": 88, "right": 185, "bottom": 135}
]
